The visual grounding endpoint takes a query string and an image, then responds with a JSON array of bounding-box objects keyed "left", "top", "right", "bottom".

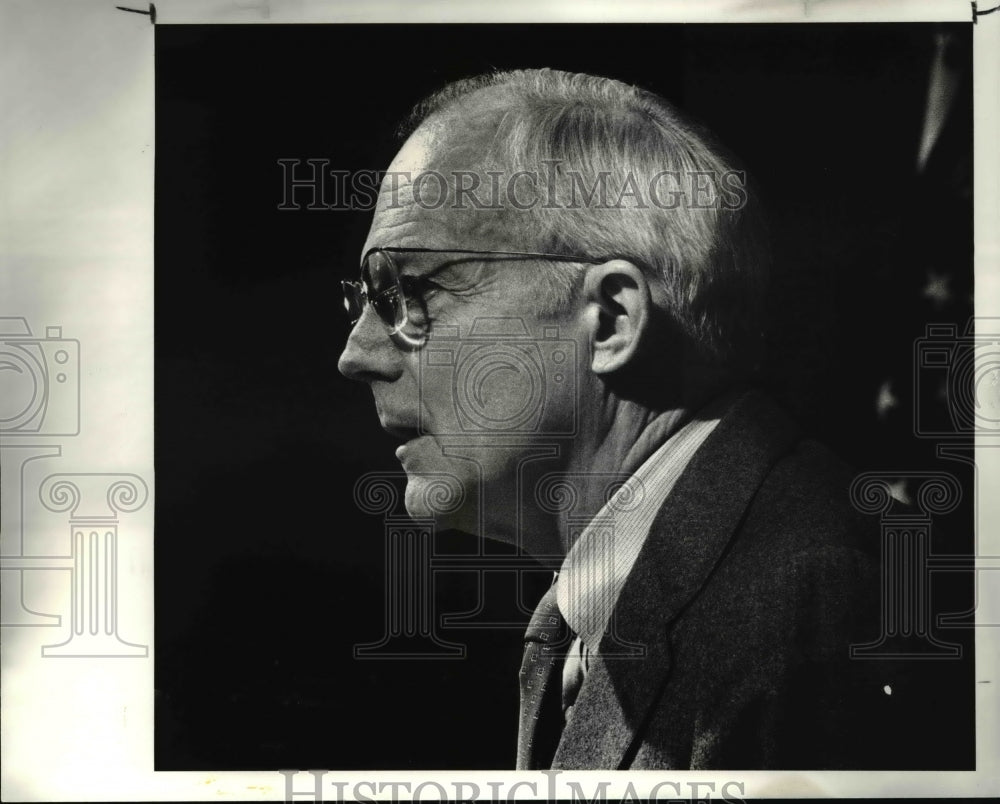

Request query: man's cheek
[{"left": 417, "top": 325, "right": 566, "bottom": 438}]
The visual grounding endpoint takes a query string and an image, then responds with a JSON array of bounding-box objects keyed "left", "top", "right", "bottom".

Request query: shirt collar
[{"left": 555, "top": 398, "right": 732, "bottom": 653}]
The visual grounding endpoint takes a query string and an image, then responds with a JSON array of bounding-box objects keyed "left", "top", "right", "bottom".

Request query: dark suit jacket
[{"left": 547, "top": 389, "right": 973, "bottom": 770}]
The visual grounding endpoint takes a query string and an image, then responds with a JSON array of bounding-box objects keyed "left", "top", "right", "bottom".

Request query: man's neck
[
  {"left": 502, "top": 376, "right": 735, "bottom": 565},
  {"left": 619, "top": 406, "right": 692, "bottom": 477},
  {"left": 556, "top": 399, "right": 694, "bottom": 555}
]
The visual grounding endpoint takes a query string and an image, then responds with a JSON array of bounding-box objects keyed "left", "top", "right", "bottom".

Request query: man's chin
[
  {"left": 402, "top": 471, "right": 543, "bottom": 553},
  {"left": 402, "top": 471, "right": 475, "bottom": 531}
]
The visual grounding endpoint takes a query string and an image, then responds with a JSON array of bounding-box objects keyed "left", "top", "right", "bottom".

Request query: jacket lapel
[{"left": 552, "top": 390, "right": 800, "bottom": 769}]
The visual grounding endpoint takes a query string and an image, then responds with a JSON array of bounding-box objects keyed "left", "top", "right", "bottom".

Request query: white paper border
[{"left": 1, "top": 0, "right": 996, "bottom": 800}]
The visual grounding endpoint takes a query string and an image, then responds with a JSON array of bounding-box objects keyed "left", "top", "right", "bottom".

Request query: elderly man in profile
[{"left": 338, "top": 69, "right": 968, "bottom": 770}]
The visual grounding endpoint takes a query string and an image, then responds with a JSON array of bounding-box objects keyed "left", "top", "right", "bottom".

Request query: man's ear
[{"left": 580, "top": 260, "right": 652, "bottom": 375}]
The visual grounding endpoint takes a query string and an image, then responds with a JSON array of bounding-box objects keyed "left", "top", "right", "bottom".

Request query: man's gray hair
[{"left": 401, "top": 68, "right": 769, "bottom": 375}]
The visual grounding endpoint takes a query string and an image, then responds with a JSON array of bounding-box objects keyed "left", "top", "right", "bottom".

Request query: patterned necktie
[{"left": 516, "top": 583, "right": 570, "bottom": 770}]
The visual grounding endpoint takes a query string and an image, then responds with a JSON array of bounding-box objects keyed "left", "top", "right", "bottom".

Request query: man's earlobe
[{"left": 582, "top": 261, "right": 651, "bottom": 375}]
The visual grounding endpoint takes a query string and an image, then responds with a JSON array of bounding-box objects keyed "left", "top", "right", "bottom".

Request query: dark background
[{"left": 155, "top": 24, "right": 974, "bottom": 770}]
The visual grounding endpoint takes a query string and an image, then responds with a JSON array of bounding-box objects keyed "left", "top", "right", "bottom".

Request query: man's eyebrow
[
  {"left": 394, "top": 255, "right": 447, "bottom": 278},
  {"left": 395, "top": 253, "right": 484, "bottom": 279},
  {"left": 397, "top": 262, "right": 449, "bottom": 282}
]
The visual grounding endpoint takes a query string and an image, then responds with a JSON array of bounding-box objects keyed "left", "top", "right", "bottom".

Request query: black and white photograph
[{"left": 2, "top": 1, "right": 999, "bottom": 801}]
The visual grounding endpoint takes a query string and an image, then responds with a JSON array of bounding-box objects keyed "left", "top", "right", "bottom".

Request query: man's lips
[
  {"left": 388, "top": 429, "right": 432, "bottom": 462},
  {"left": 381, "top": 423, "right": 421, "bottom": 442}
]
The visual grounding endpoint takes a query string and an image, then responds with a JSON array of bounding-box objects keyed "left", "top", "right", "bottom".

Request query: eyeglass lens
[
  {"left": 342, "top": 281, "right": 365, "bottom": 323},
  {"left": 354, "top": 250, "right": 407, "bottom": 332}
]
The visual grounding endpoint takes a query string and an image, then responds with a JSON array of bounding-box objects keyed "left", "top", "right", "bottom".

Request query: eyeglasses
[{"left": 342, "top": 247, "right": 604, "bottom": 346}]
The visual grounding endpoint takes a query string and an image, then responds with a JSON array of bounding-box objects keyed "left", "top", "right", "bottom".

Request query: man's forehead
[
  {"left": 362, "top": 124, "right": 514, "bottom": 259},
  {"left": 363, "top": 180, "right": 455, "bottom": 259},
  {"left": 385, "top": 126, "right": 440, "bottom": 176}
]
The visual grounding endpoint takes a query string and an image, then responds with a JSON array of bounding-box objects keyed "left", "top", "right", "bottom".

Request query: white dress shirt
[{"left": 554, "top": 395, "right": 734, "bottom": 710}]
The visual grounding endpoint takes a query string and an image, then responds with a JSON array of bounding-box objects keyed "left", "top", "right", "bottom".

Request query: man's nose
[{"left": 337, "top": 305, "right": 402, "bottom": 382}]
